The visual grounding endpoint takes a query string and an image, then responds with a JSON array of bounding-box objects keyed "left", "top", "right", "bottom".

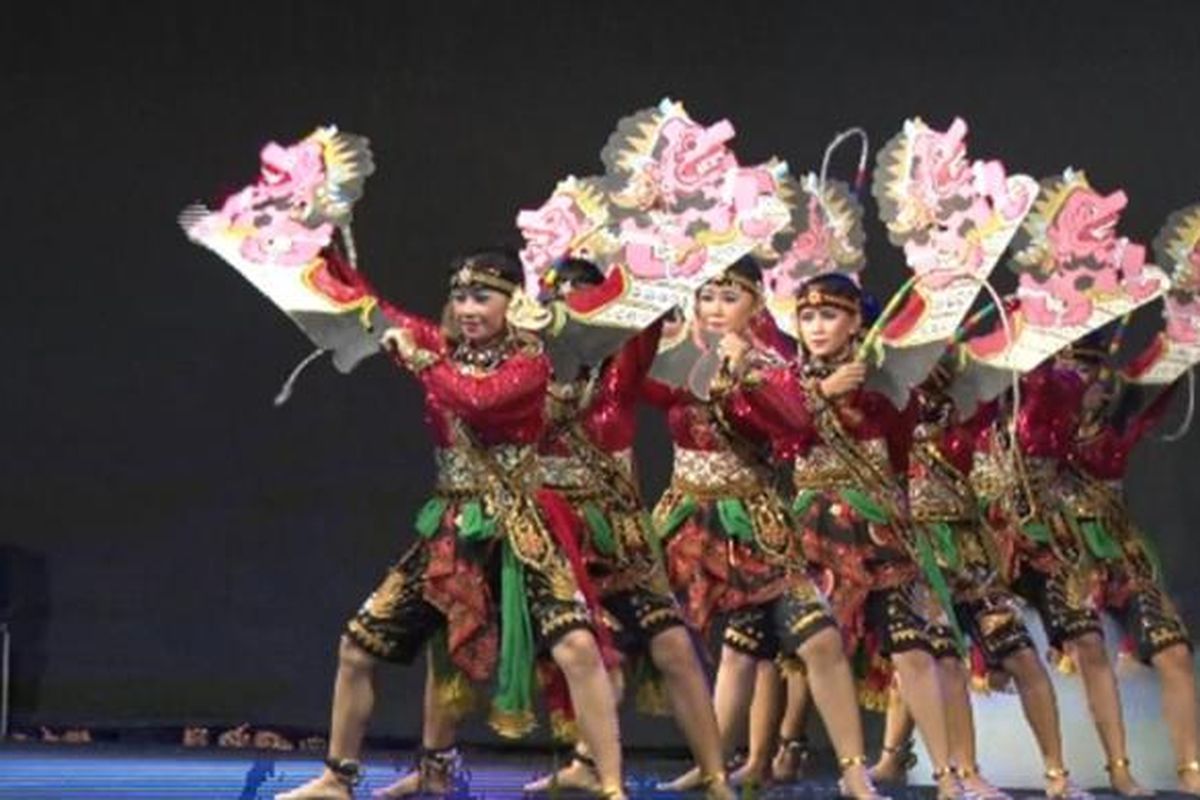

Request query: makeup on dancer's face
[
  {"left": 696, "top": 283, "right": 757, "bottom": 334},
  {"left": 797, "top": 305, "right": 859, "bottom": 357},
  {"left": 450, "top": 286, "right": 509, "bottom": 343}
]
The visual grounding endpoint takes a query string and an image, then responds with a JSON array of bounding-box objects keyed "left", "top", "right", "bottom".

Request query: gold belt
[
  {"left": 539, "top": 448, "right": 633, "bottom": 491},
  {"left": 670, "top": 447, "right": 764, "bottom": 498},
  {"left": 434, "top": 444, "right": 536, "bottom": 494},
  {"left": 792, "top": 439, "right": 888, "bottom": 491}
]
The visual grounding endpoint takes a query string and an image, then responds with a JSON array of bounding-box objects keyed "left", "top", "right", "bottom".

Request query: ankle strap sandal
[
  {"left": 323, "top": 757, "right": 363, "bottom": 787},
  {"left": 416, "top": 745, "right": 463, "bottom": 790},
  {"left": 882, "top": 741, "right": 919, "bottom": 770},
  {"left": 780, "top": 736, "right": 811, "bottom": 756},
  {"left": 1179, "top": 760, "right": 1200, "bottom": 777},
  {"left": 1044, "top": 768, "right": 1092, "bottom": 800},
  {"left": 1105, "top": 758, "right": 1132, "bottom": 773}
]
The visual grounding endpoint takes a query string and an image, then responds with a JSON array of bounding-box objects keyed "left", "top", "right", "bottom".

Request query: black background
[{"left": 3, "top": 1, "right": 1199, "bottom": 746}]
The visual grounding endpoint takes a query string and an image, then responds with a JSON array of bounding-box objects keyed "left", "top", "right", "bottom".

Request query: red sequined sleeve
[
  {"left": 640, "top": 376, "right": 680, "bottom": 411},
  {"left": 600, "top": 319, "right": 665, "bottom": 405},
  {"left": 721, "top": 361, "right": 814, "bottom": 443},
  {"left": 421, "top": 351, "right": 550, "bottom": 429},
  {"left": 1123, "top": 379, "right": 1180, "bottom": 447}
]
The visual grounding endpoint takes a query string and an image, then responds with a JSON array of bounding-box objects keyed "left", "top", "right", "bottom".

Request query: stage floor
[{"left": 0, "top": 744, "right": 1191, "bottom": 799}]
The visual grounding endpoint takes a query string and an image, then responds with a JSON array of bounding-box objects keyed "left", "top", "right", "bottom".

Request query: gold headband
[
  {"left": 708, "top": 271, "right": 761, "bottom": 296},
  {"left": 795, "top": 288, "right": 860, "bottom": 314},
  {"left": 449, "top": 264, "right": 518, "bottom": 296}
]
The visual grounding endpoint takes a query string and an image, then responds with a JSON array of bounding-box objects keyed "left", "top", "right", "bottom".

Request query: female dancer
[
  {"left": 970, "top": 350, "right": 1150, "bottom": 797},
  {"left": 648, "top": 257, "right": 881, "bottom": 798},
  {"left": 276, "top": 249, "right": 627, "bottom": 800},
  {"left": 731, "top": 272, "right": 962, "bottom": 799},
  {"left": 871, "top": 359, "right": 1087, "bottom": 799},
  {"left": 1060, "top": 342, "right": 1198, "bottom": 794},
  {"left": 517, "top": 258, "right": 733, "bottom": 799}
]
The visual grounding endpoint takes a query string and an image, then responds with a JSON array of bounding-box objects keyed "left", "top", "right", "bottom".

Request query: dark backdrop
[{"left": 3, "top": 1, "right": 1199, "bottom": 745}]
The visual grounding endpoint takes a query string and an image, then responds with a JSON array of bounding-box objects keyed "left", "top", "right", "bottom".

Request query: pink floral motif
[
  {"left": 617, "top": 213, "right": 707, "bottom": 279},
  {"left": 197, "top": 137, "right": 337, "bottom": 267},
  {"left": 653, "top": 116, "right": 737, "bottom": 204},
  {"left": 1014, "top": 178, "right": 1161, "bottom": 327},
  {"left": 876, "top": 117, "right": 1033, "bottom": 290},
  {"left": 517, "top": 193, "right": 597, "bottom": 271},
  {"left": 236, "top": 209, "right": 332, "bottom": 267}
]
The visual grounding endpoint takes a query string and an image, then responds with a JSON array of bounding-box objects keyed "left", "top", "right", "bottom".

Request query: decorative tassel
[
  {"left": 1047, "top": 647, "right": 1078, "bottom": 676},
  {"left": 454, "top": 500, "right": 496, "bottom": 541},
  {"left": 583, "top": 502, "right": 618, "bottom": 556},
  {"left": 1080, "top": 520, "right": 1122, "bottom": 561},
  {"left": 716, "top": 498, "right": 756, "bottom": 544},
  {"left": 792, "top": 489, "right": 819, "bottom": 517},
  {"left": 430, "top": 631, "right": 477, "bottom": 717},
  {"left": 657, "top": 495, "right": 699, "bottom": 540},
  {"left": 837, "top": 488, "right": 890, "bottom": 525},
  {"left": 414, "top": 498, "right": 448, "bottom": 538}
]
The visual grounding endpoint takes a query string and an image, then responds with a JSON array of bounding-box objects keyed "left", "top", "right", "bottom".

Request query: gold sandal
[{"left": 1044, "top": 766, "right": 1092, "bottom": 800}]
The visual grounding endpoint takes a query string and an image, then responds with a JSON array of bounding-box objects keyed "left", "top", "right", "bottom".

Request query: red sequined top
[
  {"left": 721, "top": 363, "right": 915, "bottom": 476},
  {"left": 542, "top": 322, "right": 662, "bottom": 457},
  {"left": 377, "top": 302, "right": 549, "bottom": 447},
  {"left": 972, "top": 363, "right": 1085, "bottom": 462},
  {"left": 1069, "top": 381, "right": 1178, "bottom": 481}
]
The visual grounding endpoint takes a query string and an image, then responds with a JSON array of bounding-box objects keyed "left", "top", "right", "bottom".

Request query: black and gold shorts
[
  {"left": 1110, "top": 582, "right": 1192, "bottom": 664},
  {"left": 602, "top": 588, "right": 685, "bottom": 654},
  {"left": 864, "top": 583, "right": 951, "bottom": 657},
  {"left": 345, "top": 538, "right": 593, "bottom": 664},
  {"left": 722, "top": 582, "right": 837, "bottom": 660},
  {"left": 1011, "top": 568, "right": 1102, "bottom": 650},
  {"left": 954, "top": 591, "right": 1035, "bottom": 666}
]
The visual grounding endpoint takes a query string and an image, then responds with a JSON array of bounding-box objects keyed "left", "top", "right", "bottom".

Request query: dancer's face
[
  {"left": 696, "top": 282, "right": 757, "bottom": 335},
  {"left": 798, "top": 305, "right": 860, "bottom": 358},
  {"left": 450, "top": 286, "right": 509, "bottom": 344}
]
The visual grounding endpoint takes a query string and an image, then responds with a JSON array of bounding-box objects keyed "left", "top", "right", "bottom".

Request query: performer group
[{"left": 181, "top": 101, "right": 1200, "bottom": 800}]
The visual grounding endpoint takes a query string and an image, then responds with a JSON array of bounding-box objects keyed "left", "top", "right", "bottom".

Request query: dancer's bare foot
[
  {"left": 1179, "top": 761, "right": 1200, "bottom": 795},
  {"left": 1107, "top": 759, "right": 1154, "bottom": 797},
  {"left": 957, "top": 765, "right": 1011, "bottom": 799},
  {"left": 772, "top": 738, "right": 809, "bottom": 783},
  {"left": 729, "top": 759, "right": 770, "bottom": 789},
  {"left": 838, "top": 758, "right": 887, "bottom": 799},
  {"left": 275, "top": 770, "right": 352, "bottom": 800},
  {"left": 522, "top": 756, "right": 600, "bottom": 794},
  {"left": 372, "top": 748, "right": 458, "bottom": 798},
  {"left": 933, "top": 766, "right": 967, "bottom": 800},
  {"left": 657, "top": 765, "right": 703, "bottom": 792}
]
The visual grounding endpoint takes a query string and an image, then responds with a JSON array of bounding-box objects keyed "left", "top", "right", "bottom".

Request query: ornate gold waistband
[
  {"left": 792, "top": 439, "right": 889, "bottom": 492},
  {"left": 670, "top": 447, "right": 764, "bottom": 497},
  {"left": 909, "top": 477, "right": 975, "bottom": 521},
  {"left": 970, "top": 451, "right": 1057, "bottom": 502},
  {"left": 539, "top": 449, "right": 634, "bottom": 490},
  {"left": 434, "top": 444, "right": 536, "bottom": 493},
  {"left": 1057, "top": 474, "right": 1124, "bottom": 518}
]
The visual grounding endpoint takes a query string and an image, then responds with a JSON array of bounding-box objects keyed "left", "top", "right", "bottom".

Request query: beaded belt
[
  {"left": 539, "top": 449, "right": 633, "bottom": 491},
  {"left": 671, "top": 447, "right": 763, "bottom": 497},
  {"left": 434, "top": 444, "right": 536, "bottom": 494},
  {"left": 792, "top": 439, "right": 889, "bottom": 492}
]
